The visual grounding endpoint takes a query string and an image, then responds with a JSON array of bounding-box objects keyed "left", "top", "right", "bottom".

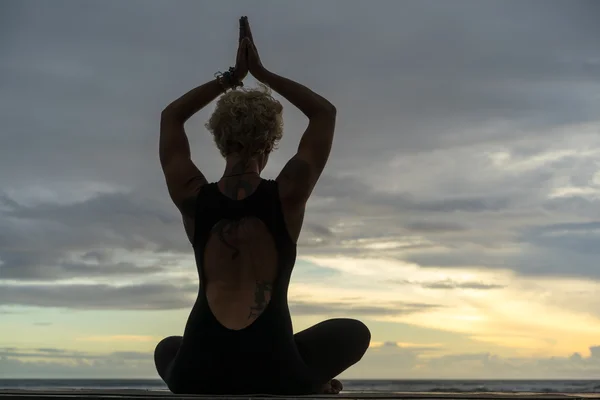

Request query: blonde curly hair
[{"left": 205, "top": 84, "right": 283, "bottom": 162}]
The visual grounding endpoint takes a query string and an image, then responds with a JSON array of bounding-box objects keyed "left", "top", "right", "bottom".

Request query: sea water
[{"left": 1, "top": 379, "right": 599, "bottom": 393}]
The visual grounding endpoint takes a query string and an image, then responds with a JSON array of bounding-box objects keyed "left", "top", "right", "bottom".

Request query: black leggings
[{"left": 155, "top": 318, "right": 371, "bottom": 391}]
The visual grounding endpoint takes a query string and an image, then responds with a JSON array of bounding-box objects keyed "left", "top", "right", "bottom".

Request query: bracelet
[{"left": 214, "top": 67, "right": 243, "bottom": 92}]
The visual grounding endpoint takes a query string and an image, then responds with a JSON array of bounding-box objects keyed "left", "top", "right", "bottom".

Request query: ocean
[{"left": 0, "top": 379, "right": 599, "bottom": 394}]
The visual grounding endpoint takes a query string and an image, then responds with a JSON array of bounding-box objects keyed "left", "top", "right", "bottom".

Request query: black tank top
[{"left": 167, "top": 179, "right": 317, "bottom": 395}]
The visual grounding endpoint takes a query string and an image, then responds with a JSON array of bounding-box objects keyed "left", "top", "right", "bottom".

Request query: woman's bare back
[{"left": 202, "top": 176, "right": 280, "bottom": 330}]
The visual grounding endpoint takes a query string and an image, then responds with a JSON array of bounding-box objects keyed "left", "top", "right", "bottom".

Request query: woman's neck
[{"left": 223, "top": 157, "right": 260, "bottom": 178}]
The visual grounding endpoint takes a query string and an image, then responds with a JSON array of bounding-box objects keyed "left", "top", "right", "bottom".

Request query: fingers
[
  {"left": 236, "top": 40, "right": 244, "bottom": 59},
  {"left": 238, "top": 16, "right": 246, "bottom": 42},
  {"left": 238, "top": 15, "right": 255, "bottom": 66},
  {"left": 247, "top": 40, "right": 258, "bottom": 57},
  {"left": 239, "top": 38, "right": 250, "bottom": 53},
  {"left": 240, "top": 38, "right": 253, "bottom": 65},
  {"left": 243, "top": 16, "right": 254, "bottom": 42}
]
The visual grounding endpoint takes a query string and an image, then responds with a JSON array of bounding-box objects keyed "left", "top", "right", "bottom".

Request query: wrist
[
  {"left": 215, "top": 67, "right": 243, "bottom": 92},
  {"left": 253, "top": 68, "right": 271, "bottom": 82},
  {"left": 231, "top": 68, "right": 246, "bottom": 84}
]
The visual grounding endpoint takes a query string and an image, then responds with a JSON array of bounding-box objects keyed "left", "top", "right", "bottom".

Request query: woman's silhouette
[{"left": 154, "top": 16, "right": 370, "bottom": 395}]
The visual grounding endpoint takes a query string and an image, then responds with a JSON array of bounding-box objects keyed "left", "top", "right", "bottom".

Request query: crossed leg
[
  {"left": 154, "top": 318, "right": 371, "bottom": 394},
  {"left": 154, "top": 335, "right": 181, "bottom": 384},
  {"left": 294, "top": 318, "right": 371, "bottom": 393}
]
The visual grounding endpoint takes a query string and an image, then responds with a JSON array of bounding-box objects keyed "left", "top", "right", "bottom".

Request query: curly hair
[{"left": 205, "top": 83, "right": 283, "bottom": 162}]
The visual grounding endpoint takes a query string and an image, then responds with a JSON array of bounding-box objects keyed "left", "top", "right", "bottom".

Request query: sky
[{"left": 1, "top": 0, "right": 600, "bottom": 380}]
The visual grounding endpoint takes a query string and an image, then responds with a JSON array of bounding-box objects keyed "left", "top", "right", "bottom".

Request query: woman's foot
[{"left": 320, "top": 379, "right": 343, "bottom": 394}]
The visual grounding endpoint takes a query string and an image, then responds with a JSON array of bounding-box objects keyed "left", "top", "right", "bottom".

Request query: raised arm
[
  {"left": 160, "top": 20, "right": 249, "bottom": 233},
  {"left": 159, "top": 78, "right": 222, "bottom": 215},
  {"left": 262, "top": 70, "right": 336, "bottom": 203},
  {"left": 244, "top": 21, "right": 336, "bottom": 205}
]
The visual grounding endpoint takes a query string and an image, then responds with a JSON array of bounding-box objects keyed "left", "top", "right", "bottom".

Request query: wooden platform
[{"left": 1, "top": 390, "right": 599, "bottom": 400}]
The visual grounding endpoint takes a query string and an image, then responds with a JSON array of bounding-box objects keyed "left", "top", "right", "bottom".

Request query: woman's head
[{"left": 206, "top": 84, "right": 283, "bottom": 164}]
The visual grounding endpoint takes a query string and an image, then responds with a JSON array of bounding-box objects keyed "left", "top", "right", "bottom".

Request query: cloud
[
  {"left": 422, "top": 281, "right": 505, "bottom": 290},
  {"left": 289, "top": 300, "right": 441, "bottom": 318},
  {"left": 3, "top": 344, "right": 600, "bottom": 380},
  {"left": 0, "top": 189, "right": 190, "bottom": 281},
  {"left": 0, "top": 0, "right": 599, "bottom": 293},
  {"left": 392, "top": 279, "right": 505, "bottom": 290},
  {"left": 351, "top": 344, "right": 600, "bottom": 380},
  {"left": 1, "top": 348, "right": 87, "bottom": 360},
  {"left": 403, "top": 221, "right": 469, "bottom": 234},
  {"left": 0, "top": 347, "right": 155, "bottom": 379},
  {"left": 370, "top": 341, "right": 444, "bottom": 352},
  {"left": 2, "top": 2, "right": 600, "bottom": 380},
  {"left": 0, "top": 279, "right": 443, "bottom": 315},
  {"left": 76, "top": 335, "right": 158, "bottom": 343},
  {"left": 0, "top": 282, "right": 197, "bottom": 310},
  {"left": 35, "top": 348, "right": 66, "bottom": 354}
]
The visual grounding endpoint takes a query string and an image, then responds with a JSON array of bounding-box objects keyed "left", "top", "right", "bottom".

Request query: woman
[{"left": 155, "top": 17, "right": 370, "bottom": 395}]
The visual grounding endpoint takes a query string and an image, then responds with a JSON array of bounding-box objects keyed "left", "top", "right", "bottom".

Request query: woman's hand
[
  {"left": 247, "top": 39, "right": 267, "bottom": 79},
  {"left": 241, "top": 17, "right": 269, "bottom": 79},
  {"left": 233, "top": 17, "right": 249, "bottom": 81}
]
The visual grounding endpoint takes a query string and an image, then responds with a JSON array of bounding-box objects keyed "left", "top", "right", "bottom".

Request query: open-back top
[{"left": 167, "top": 179, "right": 317, "bottom": 395}]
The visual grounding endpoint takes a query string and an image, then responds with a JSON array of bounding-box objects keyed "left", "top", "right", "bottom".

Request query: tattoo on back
[
  {"left": 211, "top": 220, "right": 241, "bottom": 260},
  {"left": 211, "top": 161, "right": 262, "bottom": 259},
  {"left": 248, "top": 280, "right": 273, "bottom": 319}
]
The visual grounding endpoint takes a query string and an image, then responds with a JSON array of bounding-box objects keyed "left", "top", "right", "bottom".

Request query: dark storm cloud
[
  {"left": 313, "top": 175, "right": 513, "bottom": 214},
  {"left": 2, "top": 190, "right": 178, "bottom": 230},
  {"left": 0, "top": 190, "right": 188, "bottom": 280},
  {"left": 522, "top": 221, "right": 600, "bottom": 255},
  {"left": 317, "top": 176, "right": 493, "bottom": 207},
  {"left": 401, "top": 219, "right": 600, "bottom": 279},
  {"left": 2, "top": 0, "right": 599, "bottom": 183},
  {"left": 0, "top": 252, "right": 165, "bottom": 280},
  {"left": 303, "top": 223, "right": 335, "bottom": 238},
  {"left": 403, "top": 221, "right": 468, "bottom": 234},
  {"left": 0, "top": 170, "right": 506, "bottom": 282},
  {"left": 0, "top": 282, "right": 198, "bottom": 310},
  {"left": 0, "top": 280, "right": 441, "bottom": 314}
]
